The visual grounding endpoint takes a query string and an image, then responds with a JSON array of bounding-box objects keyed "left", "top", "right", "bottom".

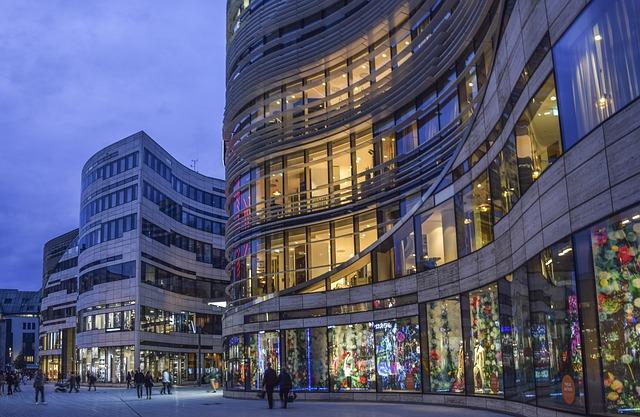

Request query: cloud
[{"left": 0, "top": 0, "right": 227, "bottom": 290}]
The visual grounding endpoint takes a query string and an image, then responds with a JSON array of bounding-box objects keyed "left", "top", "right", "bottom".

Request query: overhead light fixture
[
  {"left": 468, "top": 82, "right": 474, "bottom": 87},
  {"left": 463, "top": 218, "right": 472, "bottom": 225},
  {"left": 597, "top": 96, "right": 609, "bottom": 109},
  {"left": 404, "top": 40, "right": 410, "bottom": 45},
  {"left": 382, "top": 53, "right": 387, "bottom": 58},
  {"left": 594, "top": 34, "right": 602, "bottom": 41},
  {"left": 550, "top": 96, "right": 556, "bottom": 101}
]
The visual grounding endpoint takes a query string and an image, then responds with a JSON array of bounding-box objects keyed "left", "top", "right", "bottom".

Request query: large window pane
[
  {"left": 284, "top": 328, "right": 328, "bottom": 391},
  {"left": 528, "top": 239, "right": 585, "bottom": 412},
  {"left": 329, "top": 323, "right": 375, "bottom": 391},
  {"left": 374, "top": 317, "right": 421, "bottom": 391},
  {"left": 469, "top": 283, "right": 503, "bottom": 396},
  {"left": 426, "top": 297, "right": 465, "bottom": 393},
  {"left": 309, "top": 224, "right": 331, "bottom": 279},
  {"left": 307, "top": 146, "right": 329, "bottom": 210},
  {"left": 393, "top": 221, "right": 416, "bottom": 277},
  {"left": 515, "top": 75, "right": 562, "bottom": 193},
  {"left": 554, "top": 0, "right": 640, "bottom": 149},
  {"left": 455, "top": 171, "right": 493, "bottom": 257},
  {"left": 418, "top": 198, "right": 457, "bottom": 270},
  {"left": 590, "top": 205, "right": 640, "bottom": 415},
  {"left": 328, "top": 64, "right": 348, "bottom": 106},
  {"left": 490, "top": 134, "right": 520, "bottom": 222},
  {"left": 225, "top": 335, "right": 245, "bottom": 390}
]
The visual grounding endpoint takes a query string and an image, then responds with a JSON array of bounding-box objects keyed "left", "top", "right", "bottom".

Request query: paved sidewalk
[{"left": 0, "top": 384, "right": 513, "bottom": 417}]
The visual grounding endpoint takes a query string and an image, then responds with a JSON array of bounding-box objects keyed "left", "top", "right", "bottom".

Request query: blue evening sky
[{"left": 0, "top": 1, "right": 227, "bottom": 290}]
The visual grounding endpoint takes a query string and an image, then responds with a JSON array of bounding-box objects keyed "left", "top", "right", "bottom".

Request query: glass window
[
  {"left": 439, "top": 94, "right": 459, "bottom": 129},
  {"left": 396, "top": 124, "right": 418, "bottom": 155},
  {"left": 268, "top": 233, "right": 285, "bottom": 292},
  {"left": 553, "top": 0, "right": 640, "bottom": 149},
  {"left": 374, "top": 45, "right": 392, "bottom": 82},
  {"left": 329, "top": 323, "right": 375, "bottom": 391},
  {"left": 285, "top": 153, "right": 306, "bottom": 214},
  {"left": 426, "top": 297, "right": 465, "bottom": 393},
  {"left": 286, "top": 228, "right": 307, "bottom": 288},
  {"left": 590, "top": 205, "right": 640, "bottom": 415},
  {"left": 285, "top": 82, "right": 303, "bottom": 111},
  {"left": 455, "top": 171, "right": 493, "bottom": 257},
  {"left": 394, "top": 34, "right": 412, "bottom": 67},
  {"left": 515, "top": 75, "right": 562, "bottom": 193},
  {"left": 469, "top": 283, "right": 503, "bottom": 396},
  {"left": 307, "top": 146, "right": 329, "bottom": 210},
  {"left": 354, "top": 131, "right": 374, "bottom": 183},
  {"left": 283, "top": 328, "right": 328, "bottom": 391},
  {"left": 226, "top": 335, "right": 245, "bottom": 390},
  {"left": 374, "top": 317, "right": 421, "bottom": 391},
  {"left": 268, "top": 159, "right": 284, "bottom": 213},
  {"left": 247, "top": 331, "right": 280, "bottom": 390},
  {"left": 309, "top": 224, "right": 331, "bottom": 279},
  {"left": 331, "top": 137, "right": 352, "bottom": 204},
  {"left": 328, "top": 64, "right": 348, "bottom": 106},
  {"left": 417, "top": 199, "right": 457, "bottom": 270},
  {"left": 305, "top": 73, "right": 326, "bottom": 114},
  {"left": 528, "top": 239, "right": 585, "bottom": 412},
  {"left": 489, "top": 134, "right": 520, "bottom": 222},
  {"left": 418, "top": 111, "right": 439, "bottom": 145},
  {"left": 357, "top": 210, "right": 377, "bottom": 251},
  {"left": 333, "top": 218, "right": 354, "bottom": 265},
  {"left": 351, "top": 54, "right": 371, "bottom": 96},
  {"left": 393, "top": 221, "right": 416, "bottom": 277}
]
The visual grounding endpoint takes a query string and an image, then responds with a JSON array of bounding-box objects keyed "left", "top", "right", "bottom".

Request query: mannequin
[
  {"left": 473, "top": 341, "right": 485, "bottom": 391},
  {"left": 456, "top": 341, "right": 465, "bottom": 380}
]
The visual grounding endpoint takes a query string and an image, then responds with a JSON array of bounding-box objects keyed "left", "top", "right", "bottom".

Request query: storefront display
[
  {"left": 247, "top": 331, "right": 280, "bottom": 390},
  {"left": 468, "top": 284, "right": 503, "bottom": 395},
  {"left": 140, "top": 350, "right": 196, "bottom": 384},
  {"left": 284, "top": 328, "right": 328, "bottom": 391},
  {"left": 528, "top": 239, "right": 584, "bottom": 412},
  {"left": 591, "top": 206, "right": 640, "bottom": 414},
  {"left": 374, "top": 317, "right": 421, "bottom": 391},
  {"left": 225, "top": 335, "right": 246, "bottom": 389},
  {"left": 329, "top": 323, "right": 375, "bottom": 391},
  {"left": 78, "top": 346, "right": 134, "bottom": 383},
  {"left": 426, "top": 297, "right": 464, "bottom": 393}
]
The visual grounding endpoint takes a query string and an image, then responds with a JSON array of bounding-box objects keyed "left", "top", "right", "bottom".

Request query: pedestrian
[
  {"left": 126, "top": 371, "right": 132, "bottom": 389},
  {"left": 6, "top": 372, "right": 13, "bottom": 395},
  {"left": 68, "top": 372, "right": 75, "bottom": 393},
  {"left": 278, "top": 367, "right": 293, "bottom": 409},
  {"left": 0, "top": 371, "right": 5, "bottom": 396},
  {"left": 144, "top": 371, "right": 154, "bottom": 400},
  {"left": 75, "top": 373, "right": 81, "bottom": 391},
  {"left": 88, "top": 372, "right": 97, "bottom": 391},
  {"left": 13, "top": 371, "right": 21, "bottom": 392},
  {"left": 34, "top": 369, "right": 46, "bottom": 405},
  {"left": 161, "top": 369, "right": 171, "bottom": 395},
  {"left": 262, "top": 362, "right": 278, "bottom": 409},
  {"left": 134, "top": 369, "right": 144, "bottom": 399}
]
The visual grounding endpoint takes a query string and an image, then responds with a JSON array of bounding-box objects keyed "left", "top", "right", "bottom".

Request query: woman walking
[{"left": 144, "top": 371, "right": 154, "bottom": 399}]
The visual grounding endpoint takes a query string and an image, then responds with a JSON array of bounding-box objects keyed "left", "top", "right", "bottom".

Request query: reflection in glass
[
  {"left": 554, "top": 0, "right": 640, "bottom": 149},
  {"left": 528, "top": 239, "right": 584, "bottom": 412},
  {"left": 469, "top": 283, "right": 503, "bottom": 395},
  {"left": 418, "top": 199, "right": 457, "bottom": 270},
  {"left": 393, "top": 221, "right": 416, "bottom": 277},
  {"left": 427, "top": 297, "right": 464, "bottom": 393},
  {"left": 455, "top": 171, "right": 493, "bottom": 257},
  {"left": 515, "top": 75, "right": 562, "bottom": 193},
  {"left": 247, "top": 331, "right": 280, "bottom": 390},
  {"left": 375, "top": 317, "right": 421, "bottom": 391},
  {"left": 590, "top": 205, "right": 640, "bottom": 414},
  {"left": 489, "top": 134, "right": 520, "bottom": 222},
  {"left": 329, "top": 323, "right": 375, "bottom": 391}
]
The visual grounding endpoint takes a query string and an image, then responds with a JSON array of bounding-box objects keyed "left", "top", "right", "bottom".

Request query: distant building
[
  {"left": 39, "top": 229, "right": 78, "bottom": 380},
  {"left": 0, "top": 289, "right": 40, "bottom": 370}
]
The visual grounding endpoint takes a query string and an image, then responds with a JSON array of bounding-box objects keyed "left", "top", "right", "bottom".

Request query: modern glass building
[
  {"left": 40, "top": 229, "right": 79, "bottom": 380},
  {"left": 73, "top": 131, "right": 228, "bottom": 384},
  {"left": 222, "top": 0, "right": 640, "bottom": 415}
]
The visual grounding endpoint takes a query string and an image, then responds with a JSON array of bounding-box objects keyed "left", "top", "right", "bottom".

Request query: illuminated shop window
[
  {"left": 426, "top": 297, "right": 465, "bottom": 393},
  {"left": 374, "top": 317, "right": 421, "bottom": 391},
  {"left": 468, "top": 283, "right": 503, "bottom": 396},
  {"left": 283, "top": 328, "right": 328, "bottom": 391},
  {"left": 328, "top": 323, "right": 375, "bottom": 391},
  {"left": 554, "top": 0, "right": 640, "bottom": 149},
  {"left": 225, "top": 335, "right": 246, "bottom": 390},
  {"left": 247, "top": 331, "right": 280, "bottom": 390}
]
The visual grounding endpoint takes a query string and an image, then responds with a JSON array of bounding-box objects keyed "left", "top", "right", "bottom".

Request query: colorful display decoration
[
  {"left": 284, "top": 328, "right": 328, "bottom": 391},
  {"left": 469, "top": 284, "right": 503, "bottom": 395},
  {"left": 247, "top": 331, "right": 280, "bottom": 390},
  {"left": 329, "top": 323, "right": 376, "bottom": 391},
  {"left": 427, "top": 298, "right": 464, "bottom": 393},
  {"left": 592, "top": 211, "right": 640, "bottom": 414},
  {"left": 374, "top": 317, "right": 421, "bottom": 391}
]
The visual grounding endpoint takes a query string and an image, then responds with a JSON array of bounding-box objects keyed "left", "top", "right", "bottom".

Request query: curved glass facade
[{"left": 223, "top": 0, "right": 640, "bottom": 415}]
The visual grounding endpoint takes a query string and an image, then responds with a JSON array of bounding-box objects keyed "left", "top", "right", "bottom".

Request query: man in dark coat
[
  {"left": 262, "top": 363, "right": 278, "bottom": 409},
  {"left": 278, "top": 367, "right": 293, "bottom": 409},
  {"left": 134, "top": 369, "right": 144, "bottom": 399}
]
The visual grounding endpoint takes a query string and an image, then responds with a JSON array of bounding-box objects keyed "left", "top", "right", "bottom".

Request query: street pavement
[{"left": 0, "top": 383, "right": 513, "bottom": 417}]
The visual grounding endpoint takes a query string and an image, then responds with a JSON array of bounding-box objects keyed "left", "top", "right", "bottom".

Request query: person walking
[
  {"left": 68, "top": 372, "right": 75, "bottom": 393},
  {"left": 262, "top": 362, "right": 278, "bottom": 409},
  {"left": 161, "top": 369, "right": 171, "bottom": 395},
  {"left": 126, "top": 372, "right": 132, "bottom": 389},
  {"left": 6, "top": 372, "right": 13, "bottom": 395},
  {"left": 75, "top": 373, "right": 81, "bottom": 391},
  {"left": 0, "top": 371, "right": 5, "bottom": 396},
  {"left": 88, "top": 372, "right": 97, "bottom": 391},
  {"left": 34, "top": 369, "right": 46, "bottom": 405},
  {"left": 134, "top": 369, "right": 144, "bottom": 399},
  {"left": 144, "top": 371, "right": 154, "bottom": 400},
  {"left": 278, "top": 367, "right": 293, "bottom": 409}
]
